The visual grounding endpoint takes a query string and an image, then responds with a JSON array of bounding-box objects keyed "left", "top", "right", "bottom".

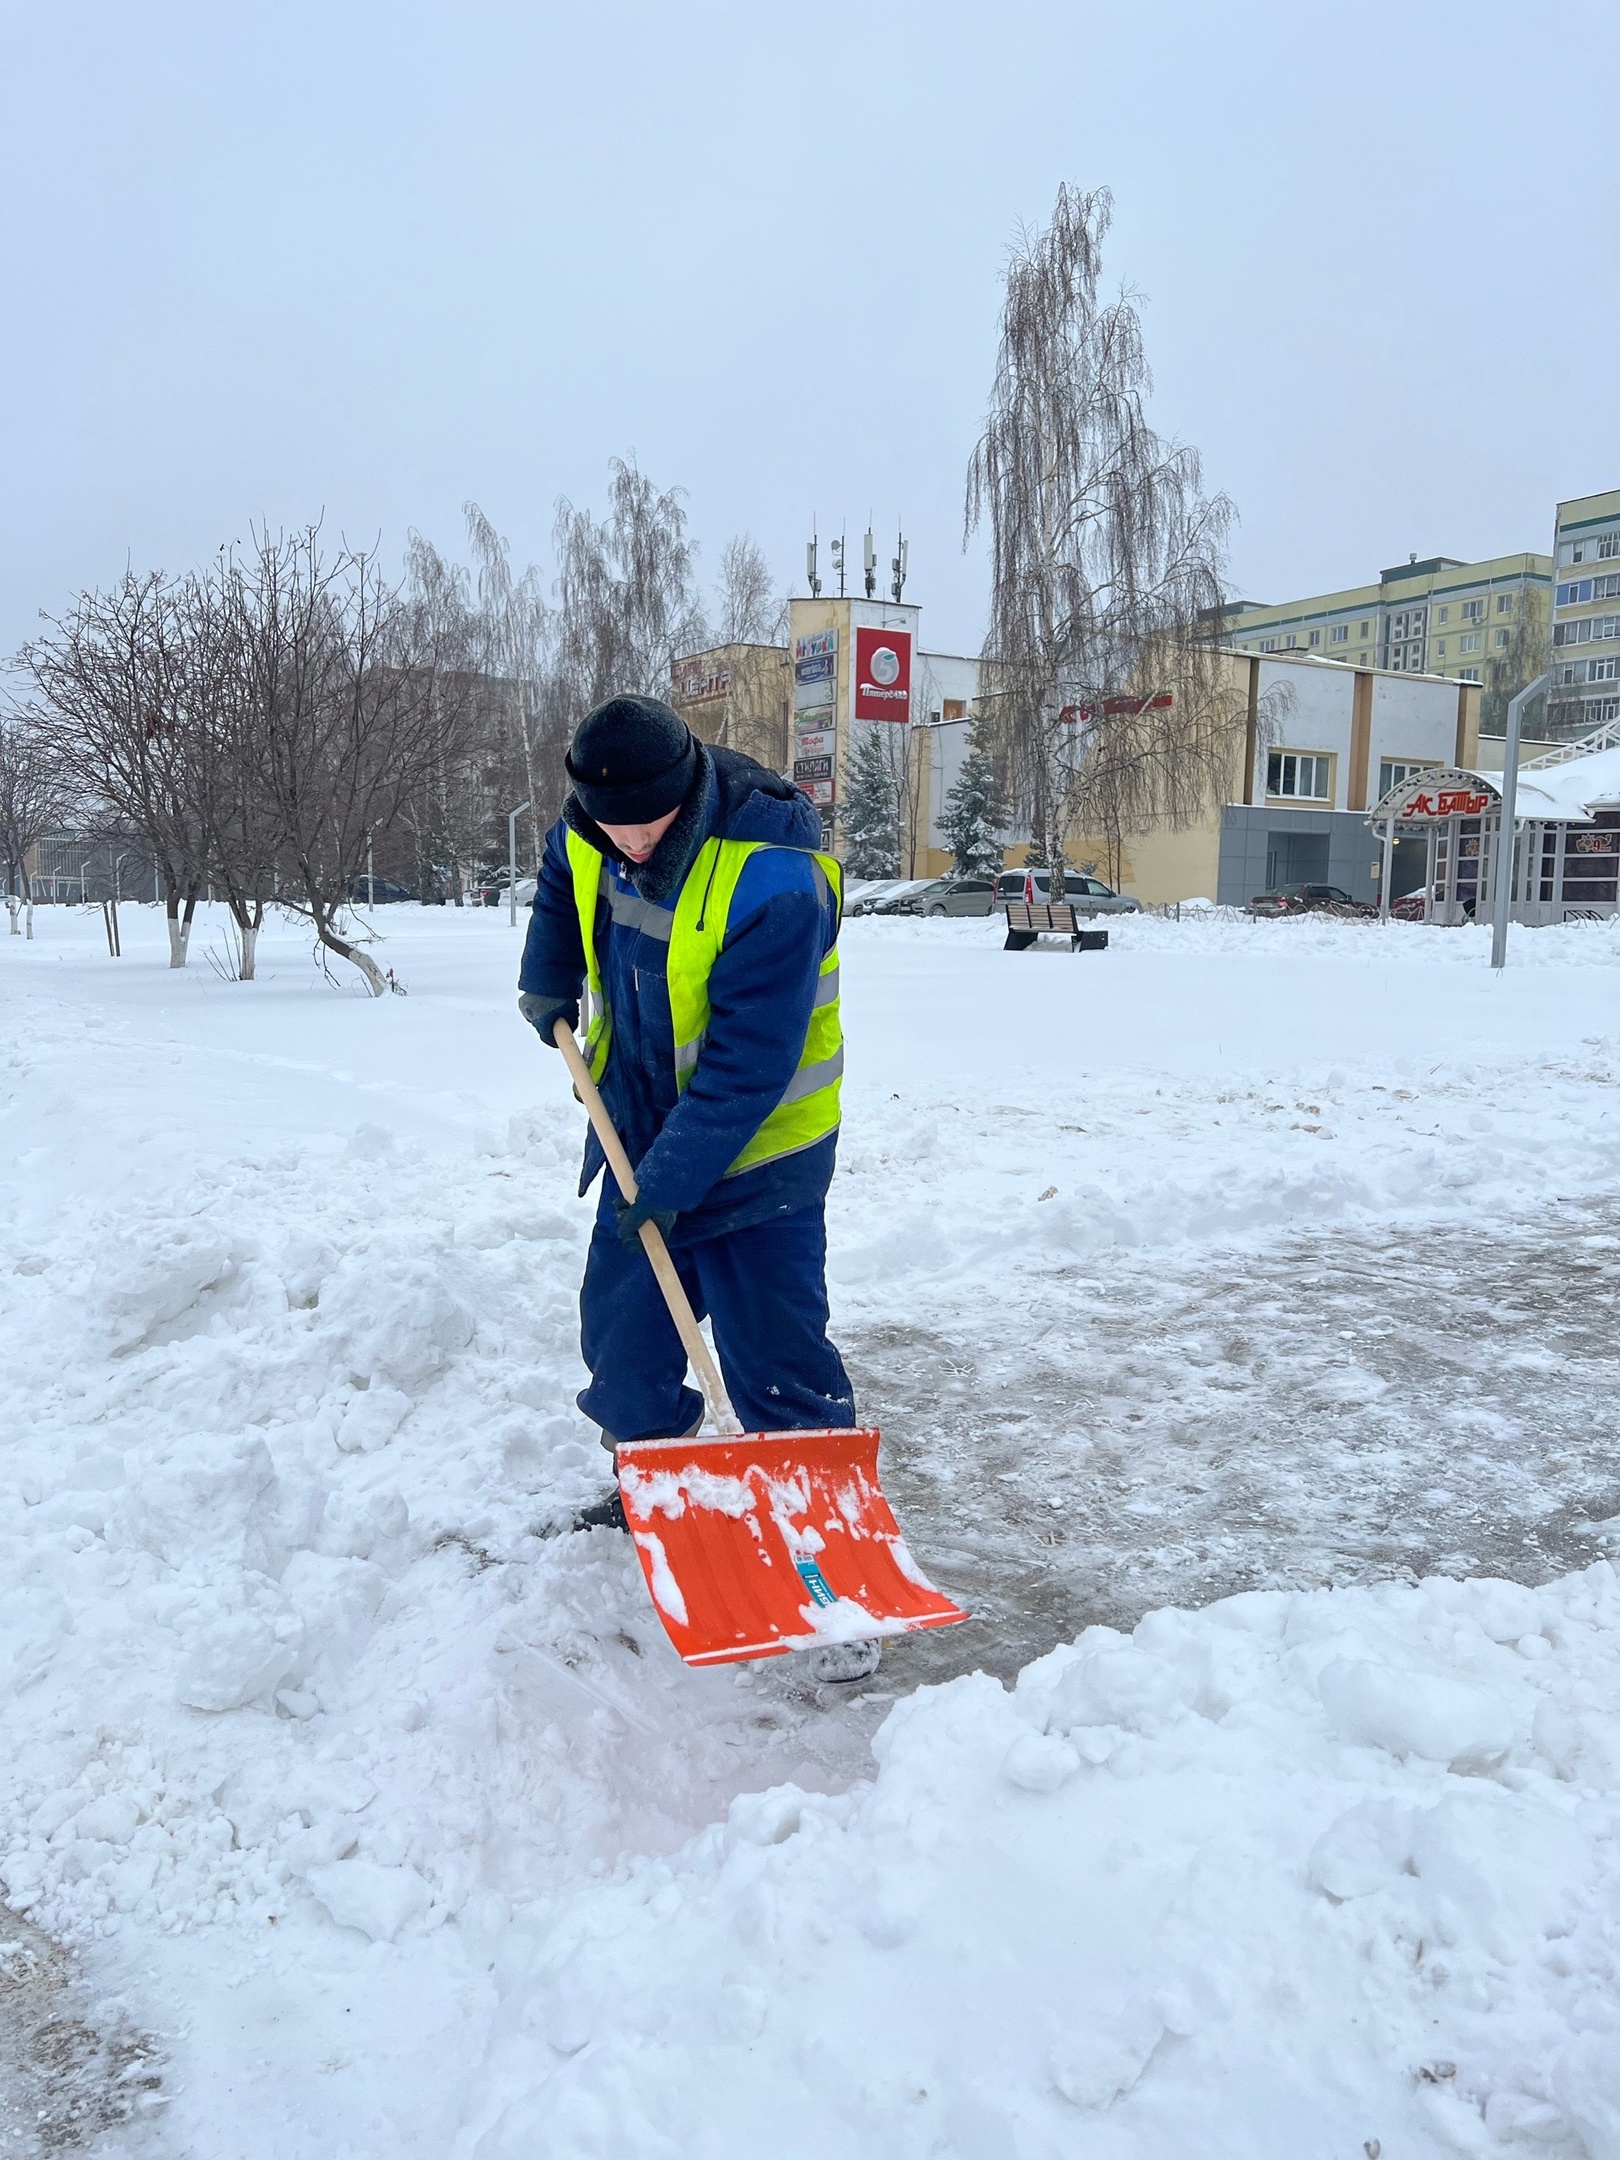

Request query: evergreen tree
[
  {"left": 940, "top": 729, "right": 1006, "bottom": 876},
  {"left": 841, "top": 727, "right": 900, "bottom": 877}
]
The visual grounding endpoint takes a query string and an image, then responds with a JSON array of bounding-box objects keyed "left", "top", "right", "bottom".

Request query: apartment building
[
  {"left": 1219, "top": 549, "right": 1552, "bottom": 733},
  {"left": 1549, "top": 487, "right": 1620, "bottom": 739}
]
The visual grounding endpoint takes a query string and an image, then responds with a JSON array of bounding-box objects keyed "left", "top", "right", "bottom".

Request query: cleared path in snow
[{"left": 851, "top": 1198, "right": 1620, "bottom": 1691}]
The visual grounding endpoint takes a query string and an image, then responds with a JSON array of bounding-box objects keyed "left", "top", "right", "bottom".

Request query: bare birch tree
[
  {"left": 1483, "top": 583, "right": 1551, "bottom": 738},
  {"left": 965, "top": 183, "right": 1236, "bottom": 895},
  {"left": 715, "top": 534, "right": 785, "bottom": 647},
  {"left": 461, "top": 506, "right": 554, "bottom": 862},
  {"left": 398, "top": 532, "right": 520, "bottom": 899},
  {"left": 0, "top": 704, "right": 69, "bottom": 937},
  {"left": 553, "top": 458, "right": 704, "bottom": 722}
]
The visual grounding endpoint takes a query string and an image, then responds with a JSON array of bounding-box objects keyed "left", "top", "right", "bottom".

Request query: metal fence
[{"left": 24, "top": 838, "right": 162, "bottom": 905}]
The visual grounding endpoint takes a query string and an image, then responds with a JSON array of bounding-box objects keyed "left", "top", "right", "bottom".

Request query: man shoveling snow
[{"left": 516, "top": 694, "right": 856, "bottom": 1520}]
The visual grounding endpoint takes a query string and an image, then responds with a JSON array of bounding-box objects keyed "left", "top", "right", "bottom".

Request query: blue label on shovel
[{"left": 794, "top": 1559, "right": 838, "bottom": 1609}]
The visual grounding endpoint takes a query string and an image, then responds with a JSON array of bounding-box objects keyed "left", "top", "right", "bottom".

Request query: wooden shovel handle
[{"left": 552, "top": 1018, "right": 740, "bottom": 1435}]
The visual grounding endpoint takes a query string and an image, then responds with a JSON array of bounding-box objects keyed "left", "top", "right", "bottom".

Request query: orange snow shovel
[{"left": 554, "top": 1018, "right": 970, "bottom": 1669}]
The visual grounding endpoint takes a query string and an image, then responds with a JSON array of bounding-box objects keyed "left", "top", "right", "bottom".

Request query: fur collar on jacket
[{"left": 562, "top": 744, "right": 715, "bottom": 903}]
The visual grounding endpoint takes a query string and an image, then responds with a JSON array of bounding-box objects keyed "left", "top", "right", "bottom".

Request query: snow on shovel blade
[{"left": 615, "top": 1427, "right": 970, "bottom": 1668}]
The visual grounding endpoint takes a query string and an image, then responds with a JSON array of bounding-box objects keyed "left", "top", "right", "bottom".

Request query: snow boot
[
  {"left": 574, "top": 1486, "right": 629, "bottom": 1534},
  {"left": 574, "top": 1415, "right": 702, "bottom": 1534},
  {"left": 806, "top": 1639, "right": 883, "bottom": 1685}
]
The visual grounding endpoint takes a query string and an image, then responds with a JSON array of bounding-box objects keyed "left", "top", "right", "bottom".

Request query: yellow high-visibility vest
[{"left": 565, "top": 829, "right": 843, "bottom": 1177}]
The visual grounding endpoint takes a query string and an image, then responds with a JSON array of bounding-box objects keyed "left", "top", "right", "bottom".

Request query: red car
[
  {"left": 1247, "top": 882, "right": 1376, "bottom": 919},
  {"left": 1391, "top": 886, "right": 1475, "bottom": 923}
]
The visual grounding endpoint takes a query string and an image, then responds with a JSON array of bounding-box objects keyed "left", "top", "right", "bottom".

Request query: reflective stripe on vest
[
  {"left": 565, "top": 829, "right": 613, "bottom": 1081},
  {"left": 566, "top": 829, "right": 843, "bottom": 1177},
  {"left": 668, "top": 837, "right": 842, "bottom": 1177}
]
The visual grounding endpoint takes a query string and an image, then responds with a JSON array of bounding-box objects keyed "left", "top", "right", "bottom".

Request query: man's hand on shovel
[{"left": 614, "top": 1194, "right": 677, "bottom": 1247}]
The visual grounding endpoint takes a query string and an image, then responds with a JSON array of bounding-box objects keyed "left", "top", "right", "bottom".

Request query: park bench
[{"left": 1002, "top": 900, "right": 1110, "bottom": 954}]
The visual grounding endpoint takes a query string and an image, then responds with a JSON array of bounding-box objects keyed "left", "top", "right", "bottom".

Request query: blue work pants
[{"left": 577, "top": 1199, "right": 856, "bottom": 1444}]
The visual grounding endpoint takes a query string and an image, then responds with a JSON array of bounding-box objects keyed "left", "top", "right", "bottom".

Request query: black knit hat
[{"left": 565, "top": 695, "right": 698, "bottom": 825}]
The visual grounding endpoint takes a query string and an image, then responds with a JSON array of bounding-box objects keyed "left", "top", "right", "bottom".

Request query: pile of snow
[{"left": 467, "top": 1566, "right": 1620, "bottom": 2158}]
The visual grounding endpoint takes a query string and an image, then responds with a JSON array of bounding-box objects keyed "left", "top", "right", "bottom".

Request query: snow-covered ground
[{"left": 2, "top": 901, "right": 1618, "bottom": 2157}]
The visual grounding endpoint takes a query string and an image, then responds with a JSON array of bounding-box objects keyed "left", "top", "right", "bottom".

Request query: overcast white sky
[{"left": 2, "top": 0, "right": 1616, "bottom": 660}]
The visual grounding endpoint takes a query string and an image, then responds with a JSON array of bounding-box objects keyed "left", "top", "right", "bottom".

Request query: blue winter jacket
[{"left": 519, "top": 747, "right": 841, "bottom": 1245}]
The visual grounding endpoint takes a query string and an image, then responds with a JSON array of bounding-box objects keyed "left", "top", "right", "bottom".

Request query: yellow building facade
[
  {"left": 1218, "top": 550, "right": 1551, "bottom": 736},
  {"left": 1550, "top": 487, "right": 1620, "bottom": 738}
]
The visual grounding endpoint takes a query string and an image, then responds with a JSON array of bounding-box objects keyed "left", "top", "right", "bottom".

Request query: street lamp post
[
  {"left": 507, "top": 801, "right": 532, "bottom": 927},
  {"left": 1490, "top": 670, "right": 1551, "bottom": 972}
]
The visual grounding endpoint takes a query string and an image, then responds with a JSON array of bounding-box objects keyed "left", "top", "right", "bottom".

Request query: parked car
[
  {"left": 345, "top": 877, "right": 421, "bottom": 905},
  {"left": 884, "top": 876, "right": 999, "bottom": 917},
  {"left": 473, "top": 876, "right": 540, "bottom": 908},
  {"left": 846, "top": 878, "right": 926, "bottom": 916},
  {"left": 992, "top": 871, "right": 1143, "bottom": 916},
  {"left": 1247, "top": 883, "right": 1376, "bottom": 919},
  {"left": 1390, "top": 884, "right": 1475, "bottom": 923}
]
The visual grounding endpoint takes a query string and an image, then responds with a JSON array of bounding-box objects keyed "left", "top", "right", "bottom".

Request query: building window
[
  {"left": 1379, "top": 758, "right": 1438, "bottom": 797},
  {"left": 1438, "top": 606, "right": 1450, "bottom": 623},
  {"left": 1359, "top": 652, "right": 1368, "bottom": 665},
  {"left": 1458, "top": 669, "right": 1481, "bottom": 683},
  {"left": 1460, "top": 599, "right": 1484, "bottom": 622},
  {"left": 1308, "top": 629, "right": 1320, "bottom": 647},
  {"left": 1330, "top": 624, "right": 1348, "bottom": 643},
  {"left": 1284, "top": 635, "right": 1298, "bottom": 649},
  {"left": 1572, "top": 543, "right": 1587, "bottom": 563},
  {"left": 1554, "top": 613, "right": 1620, "bottom": 647},
  {"left": 1267, "top": 752, "right": 1332, "bottom": 800},
  {"left": 1496, "top": 593, "right": 1514, "bottom": 613},
  {"left": 1589, "top": 657, "right": 1620, "bottom": 682},
  {"left": 1436, "top": 640, "right": 1447, "bottom": 657},
  {"left": 1600, "top": 535, "right": 1620, "bottom": 560},
  {"left": 1259, "top": 638, "right": 1277, "bottom": 653},
  {"left": 1495, "top": 629, "right": 1509, "bottom": 649},
  {"left": 1554, "top": 578, "right": 1618, "bottom": 606},
  {"left": 1459, "top": 632, "right": 1481, "bottom": 653},
  {"left": 1359, "top": 620, "right": 1370, "bottom": 636}
]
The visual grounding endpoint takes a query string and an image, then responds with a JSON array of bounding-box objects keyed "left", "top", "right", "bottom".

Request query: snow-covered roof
[{"left": 1514, "top": 739, "right": 1620, "bottom": 822}]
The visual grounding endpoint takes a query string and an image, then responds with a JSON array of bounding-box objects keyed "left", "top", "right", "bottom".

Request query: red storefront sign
[
  {"left": 1064, "top": 693, "right": 1173, "bottom": 722},
  {"left": 1400, "top": 786, "right": 1492, "bottom": 819},
  {"left": 854, "top": 628, "right": 912, "bottom": 720}
]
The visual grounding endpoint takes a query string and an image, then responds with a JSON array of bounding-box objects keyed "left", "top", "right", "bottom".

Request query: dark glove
[
  {"left": 614, "top": 1193, "right": 677, "bottom": 1249},
  {"left": 518, "top": 991, "right": 579, "bottom": 1045}
]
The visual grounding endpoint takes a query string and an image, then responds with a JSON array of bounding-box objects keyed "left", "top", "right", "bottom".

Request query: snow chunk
[
  {"left": 305, "top": 1859, "right": 430, "bottom": 1942},
  {"left": 1045, "top": 1643, "right": 1191, "bottom": 1735},
  {"left": 176, "top": 1610, "right": 300, "bottom": 1712},
  {"left": 1307, "top": 1798, "right": 1421, "bottom": 1899},
  {"left": 94, "top": 1221, "right": 236, "bottom": 1351},
  {"left": 1002, "top": 1731, "right": 1082, "bottom": 1794},
  {"left": 319, "top": 1257, "right": 474, "bottom": 1391},
  {"left": 1049, "top": 2000, "right": 1165, "bottom": 2110},
  {"left": 1317, "top": 1656, "right": 1512, "bottom": 1769},
  {"left": 336, "top": 1384, "right": 412, "bottom": 1454}
]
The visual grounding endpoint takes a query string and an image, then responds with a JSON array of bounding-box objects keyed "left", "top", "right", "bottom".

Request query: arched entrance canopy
[
  {"left": 1367, "top": 769, "right": 1500, "bottom": 823},
  {"left": 1365, "top": 769, "right": 1501, "bottom": 924}
]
